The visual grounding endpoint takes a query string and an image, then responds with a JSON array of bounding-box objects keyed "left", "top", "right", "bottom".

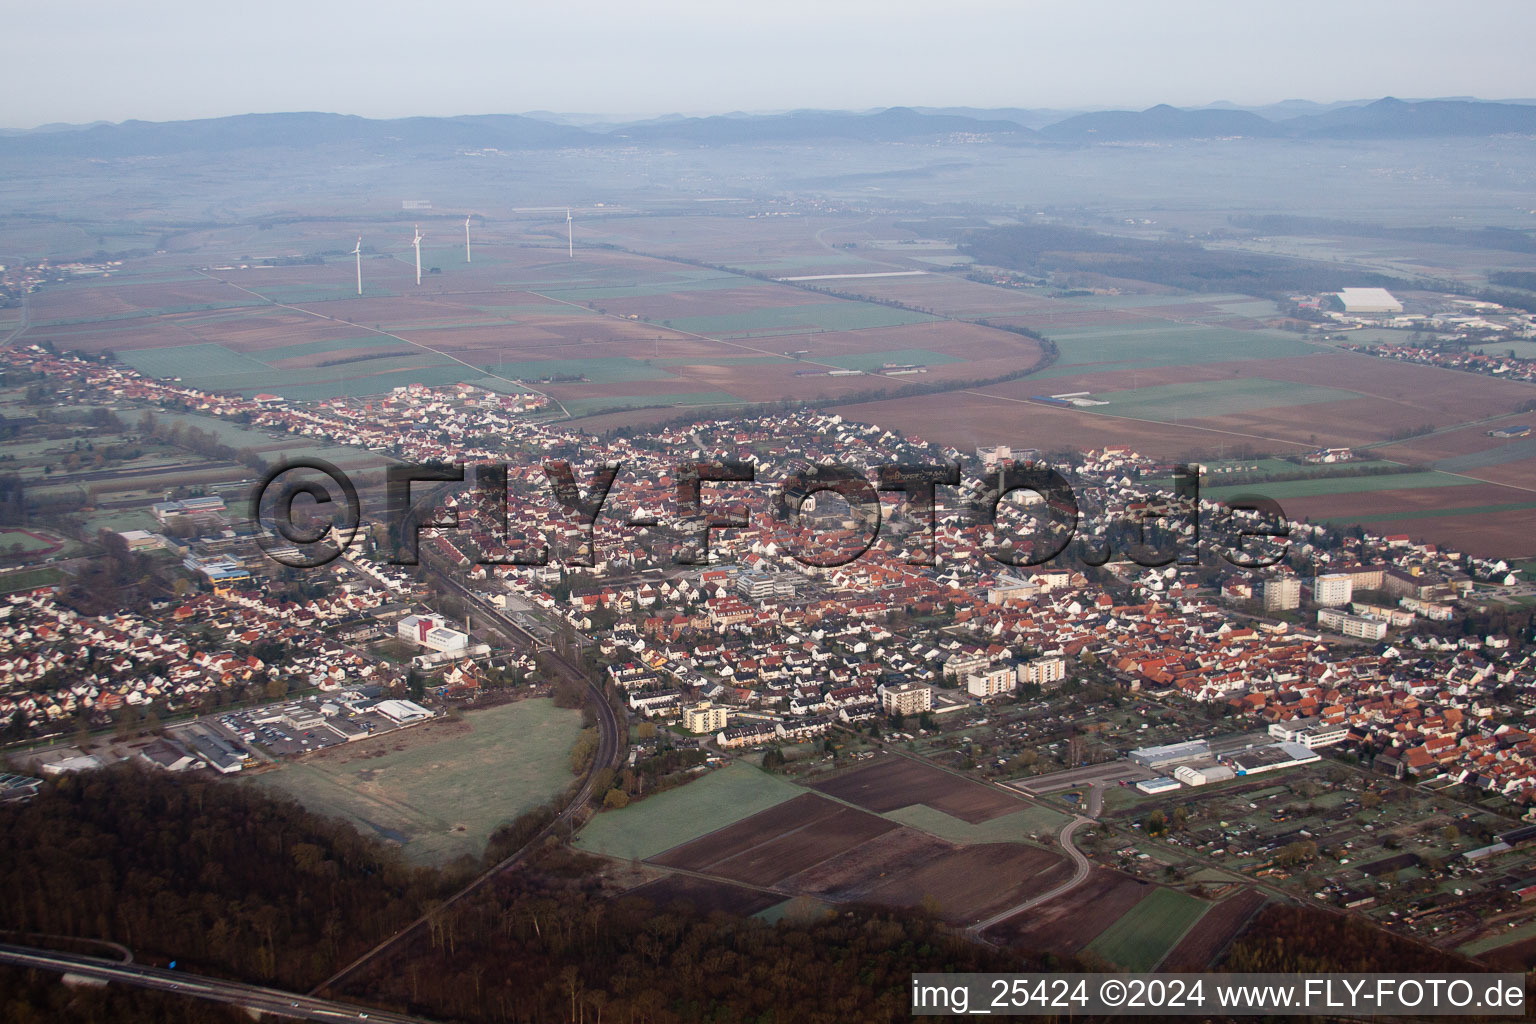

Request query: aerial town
[{"left": 5, "top": 19, "right": 1536, "bottom": 1012}]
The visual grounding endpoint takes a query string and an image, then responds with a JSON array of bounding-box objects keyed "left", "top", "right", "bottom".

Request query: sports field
[
  {"left": 1085, "top": 886, "right": 1210, "bottom": 971},
  {"left": 0, "top": 528, "right": 64, "bottom": 554},
  {"left": 251, "top": 699, "right": 583, "bottom": 866},
  {"left": 573, "top": 761, "right": 802, "bottom": 862}
]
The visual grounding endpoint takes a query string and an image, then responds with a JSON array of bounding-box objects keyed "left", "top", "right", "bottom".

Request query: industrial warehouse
[{"left": 1126, "top": 730, "right": 1325, "bottom": 792}]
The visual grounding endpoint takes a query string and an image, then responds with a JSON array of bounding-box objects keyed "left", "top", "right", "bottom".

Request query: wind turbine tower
[
  {"left": 412, "top": 225, "right": 424, "bottom": 285},
  {"left": 351, "top": 237, "right": 363, "bottom": 296},
  {"left": 464, "top": 215, "right": 472, "bottom": 263},
  {"left": 566, "top": 208, "right": 573, "bottom": 258}
]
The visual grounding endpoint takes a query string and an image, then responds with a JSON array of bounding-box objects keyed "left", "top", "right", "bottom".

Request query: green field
[
  {"left": 120, "top": 343, "right": 275, "bottom": 381},
  {"left": 1458, "top": 918, "right": 1536, "bottom": 955},
  {"left": 573, "top": 761, "right": 802, "bottom": 861},
  {"left": 482, "top": 356, "right": 672, "bottom": 383},
  {"left": 251, "top": 699, "right": 584, "bottom": 865},
  {"left": 247, "top": 335, "right": 408, "bottom": 361},
  {"left": 117, "top": 340, "right": 466, "bottom": 399},
  {"left": 1086, "top": 887, "right": 1209, "bottom": 971},
  {"left": 667, "top": 302, "right": 937, "bottom": 337},
  {"left": 1205, "top": 470, "right": 1477, "bottom": 501},
  {"left": 1091, "top": 378, "right": 1359, "bottom": 422},
  {"left": 0, "top": 529, "right": 61, "bottom": 554},
  {"left": 559, "top": 391, "right": 744, "bottom": 417},
  {"left": 649, "top": 355, "right": 793, "bottom": 367},
  {"left": 1031, "top": 322, "right": 1316, "bottom": 379},
  {"left": 820, "top": 348, "right": 964, "bottom": 371},
  {"left": 247, "top": 284, "right": 398, "bottom": 303},
  {"left": 1197, "top": 457, "right": 1408, "bottom": 480},
  {"left": 0, "top": 567, "right": 64, "bottom": 592}
]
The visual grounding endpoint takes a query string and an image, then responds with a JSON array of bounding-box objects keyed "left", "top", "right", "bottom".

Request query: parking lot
[{"left": 207, "top": 693, "right": 434, "bottom": 759}]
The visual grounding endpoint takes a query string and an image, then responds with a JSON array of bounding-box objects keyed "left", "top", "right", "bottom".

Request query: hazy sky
[{"left": 6, "top": 0, "right": 1535, "bottom": 128}]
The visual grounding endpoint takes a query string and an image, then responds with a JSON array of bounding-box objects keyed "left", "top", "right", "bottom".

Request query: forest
[
  {"left": 0, "top": 766, "right": 1509, "bottom": 1022},
  {"left": 0, "top": 767, "right": 445, "bottom": 991}
]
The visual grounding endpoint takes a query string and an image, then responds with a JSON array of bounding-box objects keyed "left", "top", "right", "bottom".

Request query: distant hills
[
  {"left": 4, "top": 97, "right": 1535, "bottom": 157},
  {"left": 1037, "top": 104, "right": 1284, "bottom": 141},
  {"left": 0, "top": 112, "right": 595, "bottom": 157}
]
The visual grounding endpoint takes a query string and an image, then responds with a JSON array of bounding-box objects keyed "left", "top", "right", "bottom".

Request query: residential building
[
  {"left": 683, "top": 701, "right": 728, "bottom": 733},
  {"left": 1020, "top": 656, "right": 1067, "bottom": 689},
  {"left": 967, "top": 665, "right": 1017, "bottom": 698},
  {"left": 880, "top": 682, "right": 932, "bottom": 716},
  {"left": 1263, "top": 576, "right": 1301, "bottom": 611},
  {"left": 1313, "top": 573, "right": 1354, "bottom": 608},
  {"left": 1317, "top": 607, "right": 1388, "bottom": 640}
]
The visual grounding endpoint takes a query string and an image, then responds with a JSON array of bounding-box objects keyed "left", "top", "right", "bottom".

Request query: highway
[
  {"left": 309, "top": 561, "right": 622, "bottom": 998},
  {"left": 0, "top": 942, "right": 432, "bottom": 1022}
]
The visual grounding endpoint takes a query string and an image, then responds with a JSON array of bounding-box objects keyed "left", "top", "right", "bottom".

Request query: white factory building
[
  {"left": 1136, "top": 776, "right": 1181, "bottom": 795},
  {"left": 374, "top": 698, "right": 435, "bottom": 725},
  {"left": 398, "top": 613, "right": 470, "bottom": 655},
  {"left": 1337, "top": 287, "right": 1403, "bottom": 314},
  {"left": 1174, "top": 763, "right": 1235, "bottom": 786}
]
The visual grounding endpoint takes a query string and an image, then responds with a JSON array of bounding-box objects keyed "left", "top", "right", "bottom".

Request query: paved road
[
  {"left": 969, "top": 815, "right": 1094, "bottom": 936},
  {"left": 0, "top": 942, "right": 431, "bottom": 1022}
]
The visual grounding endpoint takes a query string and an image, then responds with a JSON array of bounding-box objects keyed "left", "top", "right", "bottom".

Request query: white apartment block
[
  {"left": 966, "top": 665, "right": 1017, "bottom": 698},
  {"left": 1263, "top": 576, "right": 1301, "bottom": 611},
  {"left": 880, "top": 682, "right": 932, "bottom": 716},
  {"left": 1313, "top": 573, "right": 1354, "bottom": 608},
  {"left": 682, "top": 701, "right": 728, "bottom": 733},
  {"left": 1019, "top": 656, "right": 1067, "bottom": 688},
  {"left": 1317, "top": 607, "right": 1387, "bottom": 640}
]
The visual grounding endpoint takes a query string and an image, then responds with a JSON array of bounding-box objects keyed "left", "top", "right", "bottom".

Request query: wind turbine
[
  {"left": 351, "top": 237, "right": 362, "bottom": 296},
  {"left": 566, "top": 207, "right": 573, "bottom": 258},
  {"left": 464, "top": 215, "right": 472, "bottom": 263},
  {"left": 412, "top": 225, "right": 423, "bottom": 285}
]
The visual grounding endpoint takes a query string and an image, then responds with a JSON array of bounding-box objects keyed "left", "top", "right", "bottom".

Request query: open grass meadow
[
  {"left": 251, "top": 698, "right": 583, "bottom": 866},
  {"left": 1085, "top": 886, "right": 1210, "bottom": 971},
  {"left": 573, "top": 761, "right": 803, "bottom": 862}
]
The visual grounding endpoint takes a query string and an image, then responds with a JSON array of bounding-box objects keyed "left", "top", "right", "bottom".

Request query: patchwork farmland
[
  {"left": 20, "top": 210, "right": 1536, "bottom": 553},
  {"left": 580, "top": 755, "right": 1225, "bottom": 948},
  {"left": 18, "top": 239, "right": 1044, "bottom": 416}
]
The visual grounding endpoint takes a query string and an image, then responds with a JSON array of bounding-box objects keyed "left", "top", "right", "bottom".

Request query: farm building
[
  {"left": 1337, "top": 287, "right": 1403, "bottom": 314},
  {"left": 1489, "top": 425, "right": 1532, "bottom": 439}
]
